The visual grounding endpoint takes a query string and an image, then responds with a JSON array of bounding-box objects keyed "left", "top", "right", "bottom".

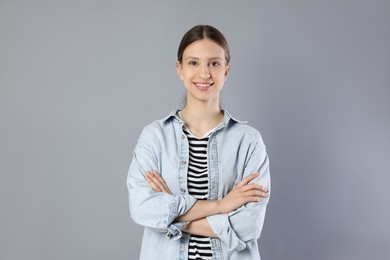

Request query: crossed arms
[
  {"left": 145, "top": 170, "right": 268, "bottom": 237},
  {"left": 128, "top": 129, "right": 270, "bottom": 251}
]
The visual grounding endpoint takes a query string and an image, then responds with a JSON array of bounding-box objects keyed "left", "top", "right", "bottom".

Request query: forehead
[{"left": 182, "top": 39, "right": 225, "bottom": 60}]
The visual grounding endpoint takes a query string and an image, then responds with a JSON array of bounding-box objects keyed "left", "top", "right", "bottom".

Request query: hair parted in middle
[{"left": 177, "top": 25, "right": 230, "bottom": 64}]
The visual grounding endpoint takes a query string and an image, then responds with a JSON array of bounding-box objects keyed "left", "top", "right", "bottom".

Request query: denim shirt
[{"left": 127, "top": 110, "right": 271, "bottom": 260}]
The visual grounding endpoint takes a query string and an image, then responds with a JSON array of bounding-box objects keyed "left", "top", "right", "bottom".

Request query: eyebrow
[{"left": 184, "top": 56, "right": 224, "bottom": 61}]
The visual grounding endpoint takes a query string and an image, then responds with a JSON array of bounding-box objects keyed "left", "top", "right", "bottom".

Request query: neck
[{"left": 181, "top": 99, "right": 224, "bottom": 138}]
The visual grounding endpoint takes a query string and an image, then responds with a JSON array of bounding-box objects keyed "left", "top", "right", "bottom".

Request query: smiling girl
[{"left": 127, "top": 25, "right": 270, "bottom": 260}]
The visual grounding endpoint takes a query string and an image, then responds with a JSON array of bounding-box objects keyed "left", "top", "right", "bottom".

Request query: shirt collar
[{"left": 162, "top": 109, "right": 247, "bottom": 126}]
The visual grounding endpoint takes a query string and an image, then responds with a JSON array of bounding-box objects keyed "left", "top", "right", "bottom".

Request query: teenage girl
[{"left": 127, "top": 25, "right": 270, "bottom": 260}]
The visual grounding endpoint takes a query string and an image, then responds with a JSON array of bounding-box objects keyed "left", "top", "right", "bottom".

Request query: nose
[{"left": 199, "top": 63, "right": 210, "bottom": 79}]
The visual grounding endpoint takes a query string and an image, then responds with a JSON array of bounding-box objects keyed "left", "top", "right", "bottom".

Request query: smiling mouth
[{"left": 193, "top": 82, "right": 214, "bottom": 90}]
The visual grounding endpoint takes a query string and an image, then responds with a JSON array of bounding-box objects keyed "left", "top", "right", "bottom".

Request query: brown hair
[{"left": 177, "top": 25, "right": 230, "bottom": 64}]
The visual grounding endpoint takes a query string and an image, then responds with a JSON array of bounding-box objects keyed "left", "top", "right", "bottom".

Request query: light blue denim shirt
[{"left": 127, "top": 110, "right": 270, "bottom": 260}]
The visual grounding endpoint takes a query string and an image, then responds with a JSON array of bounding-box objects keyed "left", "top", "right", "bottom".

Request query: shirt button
[
  {"left": 181, "top": 134, "right": 185, "bottom": 139},
  {"left": 181, "top": 160, "right": 187, "bottom": 164},
  {"left": 181, "top": 245, "right": 186, "bottom": 251}
]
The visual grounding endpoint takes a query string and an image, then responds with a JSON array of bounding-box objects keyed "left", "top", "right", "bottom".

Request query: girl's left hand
[{"left": 145, "top": 171, "right": 172, "bottom": 194}]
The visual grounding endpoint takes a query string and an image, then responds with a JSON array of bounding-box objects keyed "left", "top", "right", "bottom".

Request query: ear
[
  {"left": 224, "top": 63, "right": 231, "bottom": 80},
  {"left": 176, "top": 61, "right": 184, "bottom": 80}
]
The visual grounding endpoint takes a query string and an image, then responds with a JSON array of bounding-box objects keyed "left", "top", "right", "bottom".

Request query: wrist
[{"left": 214, "top": 199, "right": 225, "bottom": 214}]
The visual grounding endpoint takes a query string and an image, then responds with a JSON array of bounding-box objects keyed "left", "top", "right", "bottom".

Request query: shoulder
[
  {"left": 137, "top": 110, "right": 180, "bottom": 142},
  {"left": 223, "top": 111, "right": 264, "bottom": 145},
  {"left": 231, "top": 123, "right": 264, "bottom": 148},
  {"left": 141, "top": 119, "right": 165, "bottom": 135}
]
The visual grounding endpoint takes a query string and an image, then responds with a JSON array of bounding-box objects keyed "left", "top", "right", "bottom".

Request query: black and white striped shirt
[{"left": 184, "top": 128, "right": 213, "bottom": 260}]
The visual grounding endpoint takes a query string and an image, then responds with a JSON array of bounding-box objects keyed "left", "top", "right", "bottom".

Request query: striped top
[{"left": 184, "top": 128, "right": 213, "bottom": 260}]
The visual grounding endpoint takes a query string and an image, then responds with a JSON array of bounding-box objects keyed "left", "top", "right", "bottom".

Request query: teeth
[{"left": 195, "top": 83, "right": 212, "bottom": 87}]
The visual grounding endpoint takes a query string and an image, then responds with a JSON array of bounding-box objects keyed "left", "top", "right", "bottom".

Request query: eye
[
  {"left": 188, "top": 61, "right": 198, "bottom": 66},
  {"left": 209, "top": 61, "right": 221, "bottom": 67}
]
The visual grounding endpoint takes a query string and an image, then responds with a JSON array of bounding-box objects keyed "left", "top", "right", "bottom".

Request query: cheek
[
  {"left": 212, "top": 69, "right": 228, "bottom": 79},
  {"left": 182, "top": 69, "right": 195, "bottom": 80}
]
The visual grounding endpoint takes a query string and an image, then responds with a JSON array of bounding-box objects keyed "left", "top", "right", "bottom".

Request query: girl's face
[{"left": 176, "top": 39, "right": 230, "bottom": 105}]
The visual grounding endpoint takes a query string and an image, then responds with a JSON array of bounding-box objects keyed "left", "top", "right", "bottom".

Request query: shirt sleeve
[
  {"left": 127, "top": 126, "right": 197, "bottom": 240},
  {"left": 206, "top": 132, "right": 271, "bottom": 251}
]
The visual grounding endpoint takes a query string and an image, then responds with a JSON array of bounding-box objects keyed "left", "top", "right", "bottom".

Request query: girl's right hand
[
  {"left": 145, "top": 170, "right": 172, "bottom": 194},
  {"left": 217, "top": 173, "right": 268, "bottom": 214}
]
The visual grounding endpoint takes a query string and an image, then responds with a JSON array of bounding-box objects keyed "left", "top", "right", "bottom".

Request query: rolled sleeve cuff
[
  {"left": 169, "top": 194, "right": 197, "bottom": 217},
  {"left": 165, "top": 194, "right": 196, "bottom": 240},
  {"left": 207, "top": 214, "right": 246, "bottom": 251},
  {"left": 166, "top": 221, "right": 190, "bottom": 240}
]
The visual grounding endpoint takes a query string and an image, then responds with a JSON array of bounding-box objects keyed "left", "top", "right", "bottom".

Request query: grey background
[{"left": 1, "top": 1, "right": 389, "bottom": 259}]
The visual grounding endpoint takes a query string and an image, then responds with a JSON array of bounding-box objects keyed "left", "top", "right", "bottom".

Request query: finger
[
  {"left": 258, "top": 185, "right": 268, "bottom": 193},
  {"left": 237, "top": 173, "right": 260, "bottom": 187},
  {"left": 145, "top": 172, "right": 159, "bottom": 190},
  {"left": 151, "top": 171, "right": 166, "bottom": 189},
  {"left": 145, "top": 172, "right": 162, "bottom": 192},
  {"left": 151, "top": 171, "right": 172, "bottom": 194},
  {"left": 156, "top": 172, "right": 172, "bottom": 194},
  {"left": 144, "top": 172, "right": 153, "bottom": 184},
  {"left": 153, "top": 171, "right": 172, "bottom": 194},
  {"left": 241, "top": 183, "right": 268, "bottom": 193},
  {"left": 243, "top": 189, "right": 269, "bottom": 198},
  {"left": 233, "top": 186, "right": 267, "bottom": 200},
  {"left": 238, "top": 196, "right": 262, "bottom": 204},
  {"left": 152, "top": 171, "right": 166, "bottom": 185},
  {"left": 148, "top": 172, "right": 164, "bottom": 191}
]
